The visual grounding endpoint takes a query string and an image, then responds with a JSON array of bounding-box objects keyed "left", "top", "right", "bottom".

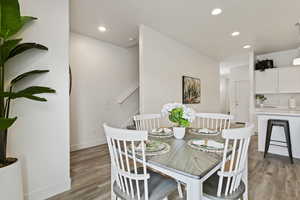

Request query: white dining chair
[
  {"left": 133, "top": 114, "right": 184, "bottom": 198},
  {"left": 103, "top": 124, "right": 177, "bottom": 200},
  {"left": 192, "top": 113, "right": 234, "bottom": 131},
  {"left": 133, "top": 114, "right": 161, "bottom": 132},
  {"left": 202, "top": 125, "right": 254, "bottom": 200}
]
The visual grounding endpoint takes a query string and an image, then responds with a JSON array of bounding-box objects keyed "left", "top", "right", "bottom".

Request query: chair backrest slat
[
  {"left": 134, "top": 114, "right": 161, "bottom": 131},
  {"left": 123, "top": 140, "right": 135, "bottom": 198},
  {"left": 224, "top": 139, "right": 237, "bottom": 196},
  {"left": 104, "top": 124, "right": 150, "bottom": 200},
  {"left": 192, "top": 113, "right": 233, "bottom": 132},
  {"left": 217, "top": 125, "right": 253, "bottom": 197}
]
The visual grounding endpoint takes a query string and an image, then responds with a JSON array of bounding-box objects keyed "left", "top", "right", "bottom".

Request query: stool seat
[{"left": 264, "top": 119, "right": 293, "bottom": 164}]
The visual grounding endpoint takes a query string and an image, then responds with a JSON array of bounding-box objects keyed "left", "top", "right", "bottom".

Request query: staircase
[{"left": 117, "top": 84, "right": 139, "bottom": 129}]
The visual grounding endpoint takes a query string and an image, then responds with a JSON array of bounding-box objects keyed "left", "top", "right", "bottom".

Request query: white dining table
[{"left": 110, "top": 129, "right": 248, "bottom": 200}]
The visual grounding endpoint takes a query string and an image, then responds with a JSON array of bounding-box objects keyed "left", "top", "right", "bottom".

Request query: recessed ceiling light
[
  {"left": 231, "top": 31, "right": 240, "bottom": 36},
  {"left": 129, "top": 37, "right": 134, "bottom": 41},
  {"left": 243, "top": 45, "right": 252, "bottom": 49},
  {"left": 98, "top": 26, "right": 107, "bottom": 32},
  {"left": 211, "top": 8, "right": 222, "bottom": 16}
]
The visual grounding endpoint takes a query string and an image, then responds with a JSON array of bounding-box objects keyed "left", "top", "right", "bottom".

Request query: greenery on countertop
[{"left": 256, "top": 94, "right": 267, "bottom": 102}]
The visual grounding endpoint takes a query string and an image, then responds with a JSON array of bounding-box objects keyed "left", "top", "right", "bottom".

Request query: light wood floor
[{"left": 49, "top": 136, "right": 300, "bottom": 200}]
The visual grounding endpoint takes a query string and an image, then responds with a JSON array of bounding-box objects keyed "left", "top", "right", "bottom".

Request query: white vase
[
  {"left": 173, "top": 127, "right": 186, "bottom": 139},
  {"left": 0, "top": 159, "right": 24, "bottom": 200},
  {"left": 256, "top": 99, "right": 261, "bottom": 106}
]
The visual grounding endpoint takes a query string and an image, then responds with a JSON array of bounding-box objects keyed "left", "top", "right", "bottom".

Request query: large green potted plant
[{"left": 0, "top": 0, "right": 55, "bottom": 199}]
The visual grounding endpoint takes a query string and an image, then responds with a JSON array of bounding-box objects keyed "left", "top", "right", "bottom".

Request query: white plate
[
  {"left": 150, "top": 128, "right": 173, "bottom": 136},
  {"left": 151, "top": 128, "right": 172, "bottom": 133},
  {"left": 190, "top": 128, "right": 220, "bottom": 135},
  {"left": 191, "top": 140, "right": 224, "bottom": 150}
]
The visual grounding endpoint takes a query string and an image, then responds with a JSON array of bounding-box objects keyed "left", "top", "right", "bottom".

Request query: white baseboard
[
  {"left": 70, "top": 138, "right": 107, "bottom": 152},
  {"left": 24, "top": 177, "right": 71, "bottom": 200}
]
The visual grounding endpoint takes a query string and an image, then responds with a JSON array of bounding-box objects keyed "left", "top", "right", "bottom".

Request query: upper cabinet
[
  {"left": 255, "top": 68, "right": 278, "bottom": 94},
  {"left": 255, "top": 67, "right": 300, "bottom": 94},
  {"left": 278, "top": 67, "right": 300, "bottom": 93}
]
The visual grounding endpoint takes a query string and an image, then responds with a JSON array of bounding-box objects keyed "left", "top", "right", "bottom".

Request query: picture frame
[{"left": 182, "top": 76, "right": 201, "bottom": 104}]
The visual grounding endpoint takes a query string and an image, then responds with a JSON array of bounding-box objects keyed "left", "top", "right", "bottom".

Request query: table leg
[
  {"left": 243, "top": 156, "right": 249, "bottom": 200},
  {"left": 111, "top": 165, "right": 117, "bottom": 200},
  {"left": 186, "top": 178, "right": 203, "bottom": 200}
]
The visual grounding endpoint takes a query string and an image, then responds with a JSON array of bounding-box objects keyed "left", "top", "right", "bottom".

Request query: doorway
[{"left": 233, "top": 80, "right": 250, "bottom": 122}]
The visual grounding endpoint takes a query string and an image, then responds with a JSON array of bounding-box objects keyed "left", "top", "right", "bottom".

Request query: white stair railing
[
  {"left": 117, "top": 84, "right": 139, "bottom": 104},
  {"left": 122, "top": 110, "right": 139, "bottom": 128}
]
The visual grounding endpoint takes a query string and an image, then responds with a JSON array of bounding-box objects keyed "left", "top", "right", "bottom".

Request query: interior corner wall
[
  {"left": 5, "top": 0, "right": 70, "bottom": 199},
  {"left": 139, "top": 25, "right": 221, "bottom": 114},
  {"left": 70, "top": 32, "right": 139, "bottom": 151}
]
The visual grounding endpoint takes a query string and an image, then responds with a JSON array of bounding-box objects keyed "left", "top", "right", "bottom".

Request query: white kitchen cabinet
[
  {"left": 278, "top": 67, "right": 300, "bottom": 93},
  {"left": 255, "top": 68, "right": 278, "bottom": 94}
]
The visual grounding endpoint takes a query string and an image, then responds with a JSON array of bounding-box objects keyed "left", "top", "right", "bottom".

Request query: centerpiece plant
[
  {"left": 162, "top": 103, "right": 195, "bottom": 139},
  {"left": 0, "top": 0, "right": 55, "bottom": 168}
]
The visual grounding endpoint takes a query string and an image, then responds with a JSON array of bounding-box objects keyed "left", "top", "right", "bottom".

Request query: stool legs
[
  {"left": 264, "top": 121, "right": 273, "bottom": 158},
  {"left": 284, "top": 122, "right": 294, "bottom": 164},
  {"left": 264, "top": 119, "right": 294, "bottom": 164}
]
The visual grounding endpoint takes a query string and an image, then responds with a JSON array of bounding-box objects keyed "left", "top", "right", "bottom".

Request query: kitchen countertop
[{"left": 255, "top": 107, "right": 300, "bottom": 117}]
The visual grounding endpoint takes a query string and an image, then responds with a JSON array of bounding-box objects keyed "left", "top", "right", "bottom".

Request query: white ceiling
[{"left": 70, "top": 0, "right": 300, "bottom": 60}]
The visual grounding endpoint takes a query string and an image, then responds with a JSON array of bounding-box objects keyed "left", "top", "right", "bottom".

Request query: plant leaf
[
  {"left": 0, "top": 117, "right": 17, "bottom": 131},
  {"left": 20, "top": 16, "right": 37, "bottom": 28},
  {"left": 9, "top": 86, "right": 56, "bottom": 102},
  {"left": 0, "top": 0, "right": 37, "bottom": 39},
  {"left": 0, "top": 0, "right": 21, "bottom": 39},
  {"left": 0, "top": 91, "right": 13, "bottom": 98},
  {"left": 7, "top": 43, "right": 48, "bottom": 60},
  {"left": 11, "top": 70, "right": 50, "bottom": 85},
  {"left": 0, "top": 39, "right": 22, "bottom": 64},
  {"left": 22, "top": 95, "right": 47, "bottom": 102}
]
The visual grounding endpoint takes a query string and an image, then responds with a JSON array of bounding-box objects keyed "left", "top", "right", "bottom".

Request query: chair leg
[
  {"left": 177, "top": 181, "right": 184, "bottom": 198},
  {"left": 243, "top": 158, "right": 248, "bottom": 200},
  {"left": 284, "top": 123, "right": 294, "bottom": 164},
  {"left": 264, "top": 121, "right": 273, "bottom": 158}
]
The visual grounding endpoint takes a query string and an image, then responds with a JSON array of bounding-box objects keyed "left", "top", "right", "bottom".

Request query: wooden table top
[{"left": 147, "top": 129, "right": 227, "bottom": 179}]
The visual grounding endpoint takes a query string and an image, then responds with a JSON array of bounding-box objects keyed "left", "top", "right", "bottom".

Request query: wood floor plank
[{"left": 49, "top": 136, "right": 300, "bottom": 200}]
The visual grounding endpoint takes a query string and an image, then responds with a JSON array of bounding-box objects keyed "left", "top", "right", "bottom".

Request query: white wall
[
  {"left": 219, "top": 76, "right": 229, "bottom": 114},
  {"left": 5, "top": 0, "right": 70, "bottom": 199},
  {"left": 229, "top": 65, "right": 250, "bottom": 81},
  {"left": 139, "top": 25, "right": 221, "bottom": 114},
  {"left": 70, "top": 33, "right": 139, "bottom": 151},
  {"left": 249, "top": 51, "right": 256, "bottom": 125}
]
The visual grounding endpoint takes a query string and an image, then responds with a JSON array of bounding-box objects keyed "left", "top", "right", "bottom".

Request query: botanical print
[{"left": 182, "top": 76, "right": 201, "bottom": 104}]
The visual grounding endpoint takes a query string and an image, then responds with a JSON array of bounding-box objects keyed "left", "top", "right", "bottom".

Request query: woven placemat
[
  {"left": 129, "top": 142, "right": 171, "bottom": 156},
  {"left": 144, "top": 143, "right": 171, "bottom": 156}
]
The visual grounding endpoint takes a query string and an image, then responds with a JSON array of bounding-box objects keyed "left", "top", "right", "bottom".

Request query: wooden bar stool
[{"left": 264, "top": 119, "right": 293, "bottom": 164}]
